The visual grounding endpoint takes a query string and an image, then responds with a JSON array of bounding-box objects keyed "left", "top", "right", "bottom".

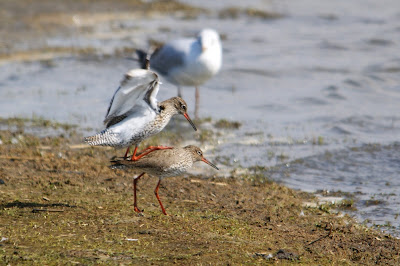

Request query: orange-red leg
[
  {"left": 130, "top": 146, "right": 139, "bottom": 160},
  {"left": 124, "top": 146, "right": 131, "bottom": 159},
  {"left": 195, "top": 86, "right": 199, "bottom": 119},
  {"left": 130, "top": 145, "right": 172, "bottom": 161},
  {"left": 154, "top": 179, "right": 167, "bottom": 215},
  {"left": 133, "top": 173, "right": 145, "bottom": 213}
]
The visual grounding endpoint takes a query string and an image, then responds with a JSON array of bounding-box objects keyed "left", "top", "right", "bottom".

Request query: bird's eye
[
  {"left": 197, "top": 151, "right": 202, "bottom": 156},
  {"left": 181, "top": 104, "right": 187, "bottom": 111}
]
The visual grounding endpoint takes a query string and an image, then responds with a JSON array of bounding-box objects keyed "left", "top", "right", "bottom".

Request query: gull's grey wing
[
  {"left": 104, "top": 69, "right": 159, "bottom": 127},
  {"left": 150, "top": 39, "right": 195, "bottom": 75}
]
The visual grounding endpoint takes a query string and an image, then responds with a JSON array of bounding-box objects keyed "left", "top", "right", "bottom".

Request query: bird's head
[
  {"left": 168, "top": 97, "right": 197, "bottom": 131},
  {"left": 185, "top": 145, "right": 219, "bottom": 170},
  {"left": 198, "top": 28, "right": 221, "bottom": 52}
]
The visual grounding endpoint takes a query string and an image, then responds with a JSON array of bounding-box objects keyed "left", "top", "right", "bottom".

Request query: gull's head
[{"left": 198, "top": 28, "right": 221, "bottom": 53}]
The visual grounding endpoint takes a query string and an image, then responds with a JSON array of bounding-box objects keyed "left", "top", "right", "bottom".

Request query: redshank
[
  {"left": 136, "top": 28, "right": 222, "bottom": 117},
  {"left": 110, "top": 145, "right": 219, "bottom": 215},
  {"left": 84, "top": 69, "right": 197, "bottom": 161}
]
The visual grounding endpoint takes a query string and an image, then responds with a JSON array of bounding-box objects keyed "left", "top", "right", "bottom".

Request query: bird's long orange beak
[
  {"left": 201, "top": 157, "right": 219, "bottom": 170},
  {"left": 183, "top": 113, "right": 197, "bottom": 131}
]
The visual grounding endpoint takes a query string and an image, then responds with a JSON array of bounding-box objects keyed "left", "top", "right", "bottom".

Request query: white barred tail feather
[{"left": 84, "top": 130, "right": 120, "bottom": 147}]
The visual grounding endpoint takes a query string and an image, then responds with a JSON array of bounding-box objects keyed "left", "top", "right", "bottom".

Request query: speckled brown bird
[
  {"left": 84, "top": 68, "right": 197, "bottom": 161},
  {"left": 110, "top": 145, "right": 219, "bottom": 215}
]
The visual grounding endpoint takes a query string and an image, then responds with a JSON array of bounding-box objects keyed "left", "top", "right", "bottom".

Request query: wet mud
[{"left": 1, "top": 127, "right": 399, "bottom": 264}]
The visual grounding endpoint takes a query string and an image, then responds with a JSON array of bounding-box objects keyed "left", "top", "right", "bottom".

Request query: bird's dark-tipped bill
[
  {"left": 201, "top": 157, "right": 219, "bottom": 170},
  {"left": 183, "top": 113, "right": 197, "bottom": 131}
]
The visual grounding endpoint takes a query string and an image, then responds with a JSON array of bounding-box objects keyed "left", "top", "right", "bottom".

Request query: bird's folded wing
[
  {"left": 110, "top": 154, "right": 173, "bottom": 170},
  {"left": 104, "top": 69, "right": 159, "bottom": 127}
]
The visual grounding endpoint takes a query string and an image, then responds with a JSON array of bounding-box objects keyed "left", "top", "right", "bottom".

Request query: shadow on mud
[{"left": 0, "top": 200, "right": 77, "bottom": 209}]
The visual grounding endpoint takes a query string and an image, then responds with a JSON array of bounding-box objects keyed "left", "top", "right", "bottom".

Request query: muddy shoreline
[
  {"left": 1, "top": 0, "right": 400, "bottom": 263},
  {"left": 0, "top": 124, "right": 399, "bottom": 264}
]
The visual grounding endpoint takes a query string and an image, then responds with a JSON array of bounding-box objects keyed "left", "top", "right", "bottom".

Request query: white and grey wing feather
[
  {"left": 144, "top": 79, "right": 160, "bottom": 112},
  {"left": 150, "top": 40, "right": 193, "bottom": 75},
  {"left": 104, "top": 69, "right": 159, "bottom": 126}
]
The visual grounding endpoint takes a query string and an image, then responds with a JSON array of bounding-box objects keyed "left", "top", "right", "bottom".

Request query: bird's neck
[{"left": 155, "top": 105, "right": 176, "bottom": 126}]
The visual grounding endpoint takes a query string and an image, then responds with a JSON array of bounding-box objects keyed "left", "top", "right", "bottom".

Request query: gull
[{"left": 136, "top": 28, "right": 222, "bottom": 117}]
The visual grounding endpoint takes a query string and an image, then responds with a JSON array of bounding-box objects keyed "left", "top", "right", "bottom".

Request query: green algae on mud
[
  {"left": 0, "top": 116, "right": 78, "bottom": 132},
  {"left": 0, "top": 0, "right": 284, "bottom": 59},
  {"left": 0, "top": 126, "right": 400, "bottom": 264},
  {"left": 218, "top": 7, "right": 284, "bottom": 20},
  {"left": 214, "top": 119, "right": 242, "bottom": 129},
  {"left": 0, "top": 0, "right": 207, "bottom": 57}
]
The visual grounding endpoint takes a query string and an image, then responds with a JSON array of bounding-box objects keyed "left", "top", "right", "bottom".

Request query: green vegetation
[
  {"left": 0, "top": 116, "right": 77, "bottom": 131},
  {"left": 214, "top": 119, "right": 242, "bottom": 129},
  {"left": 219, "top": 7, "right": 283, "bottom": 20}
]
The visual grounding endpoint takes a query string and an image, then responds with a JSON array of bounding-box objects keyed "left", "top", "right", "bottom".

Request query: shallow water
[{"left": 1, "top": 0, "right": 400, "bottom": 235}]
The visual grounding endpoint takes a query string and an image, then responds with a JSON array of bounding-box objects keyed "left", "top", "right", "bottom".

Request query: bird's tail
[
  {"left": 136, "top": 49, "right": 148, "bottom": 69},
  {"left": 109, "top": 161, "right": 125, "bottom": 170},
  {"left": 135, "top": 49, "right": 150, "bottom": 69},
  {"left": 84, "top": 130, "right": 118, "bottom": 147},
  {"left": 109, "top": 159, "right": 133, "bottom": 170}
]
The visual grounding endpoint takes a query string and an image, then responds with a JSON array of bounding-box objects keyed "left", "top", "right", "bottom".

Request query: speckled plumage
[
  {"left": 84, "top": 69, "right": 196, "bottom": 158},
  {"left": 110, "top": 145, "right": 219, "bottom": 215},
  {"left": 84, "top": 97, "right": 192, "bottom": 149},
  {"left": 111, "top": 145, "right": 216, "bottom": 178}
]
